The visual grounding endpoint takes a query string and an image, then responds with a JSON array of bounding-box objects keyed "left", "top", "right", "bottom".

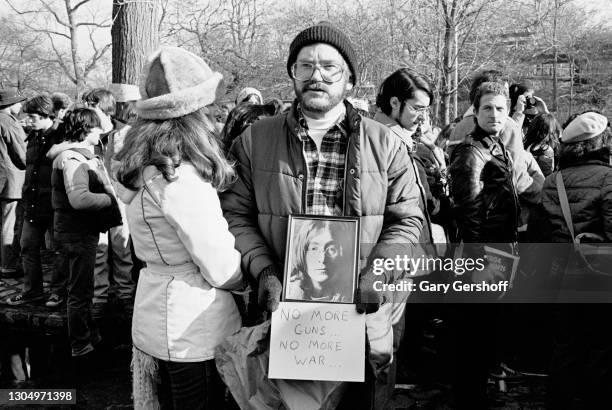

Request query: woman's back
[{"left": 540, "top": 160, "right": 612, "bottom": 242}]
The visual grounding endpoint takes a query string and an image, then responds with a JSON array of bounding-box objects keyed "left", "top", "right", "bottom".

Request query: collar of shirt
[{"left": 296, "top": 103, "right": 348, "bottom": 141}]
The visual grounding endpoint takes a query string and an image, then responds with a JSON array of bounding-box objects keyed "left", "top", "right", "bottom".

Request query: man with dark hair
[
  {"left": 6, "top": 95, "right": 65, "bottom": 307},
  {"left": 0, "top": 90, "right": 27, "bottom": 279},
  {"left": 51, "top": 92, "right": 72, "bottom": 120},
  {"left": 448, "top": 82, "right": 521, "bottom": 409},
  {"left": 222, "top": 22, "right": 423, "bottom": 409},
  {"left": 450, "top": 69, "right": 543, "bottom": 208}
]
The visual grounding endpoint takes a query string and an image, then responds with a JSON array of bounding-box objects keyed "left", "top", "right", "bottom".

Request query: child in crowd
[{"left": 49, "top": 108, "right": 121, "bottom": 358}]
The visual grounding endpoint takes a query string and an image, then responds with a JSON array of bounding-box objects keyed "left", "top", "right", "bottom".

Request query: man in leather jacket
[
  {"left": 447, "top": 81, "right": 520, "bottom": 410},
  {"left": 449, "top": 81, "right": 520, "bottom": 263}
]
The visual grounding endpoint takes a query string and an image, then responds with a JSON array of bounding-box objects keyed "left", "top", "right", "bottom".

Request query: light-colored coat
[{"left": 118, "top": 163, "right": 242, "bottom": 362}]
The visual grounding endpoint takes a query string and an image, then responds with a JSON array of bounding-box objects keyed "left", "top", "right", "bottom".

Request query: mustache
[{"left": 302, "top": 82, "right": 327, "bottom": 91}]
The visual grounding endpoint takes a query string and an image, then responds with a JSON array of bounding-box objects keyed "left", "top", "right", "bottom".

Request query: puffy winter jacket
[
  {"left": 221, "top": 100, "right": 424, "bottom": 280},
  {"left": 118, "top": 163, "right": 243, "bottom": 362},
  {"left": 538, "top": 159, "right": 612, "bottom": 242}
]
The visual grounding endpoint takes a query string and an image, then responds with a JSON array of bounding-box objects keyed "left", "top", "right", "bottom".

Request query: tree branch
[
  {"left": 41, "top": 0, "right": 70, "bottom": 27},
  {"left": 70, "top": 0, "right": 90, "bottom": 14}
]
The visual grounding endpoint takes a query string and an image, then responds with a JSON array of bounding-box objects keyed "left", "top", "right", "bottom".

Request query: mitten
[{"left": 257, "top": 265, "right": 283, "bottom": 312}]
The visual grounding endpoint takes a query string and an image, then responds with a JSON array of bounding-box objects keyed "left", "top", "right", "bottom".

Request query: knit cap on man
[
  {"left": 136, "top": 46, "right": 223, "bottom": 120},
  {"left": 286, "top": 22, "right": 358, "bottom": 84}
]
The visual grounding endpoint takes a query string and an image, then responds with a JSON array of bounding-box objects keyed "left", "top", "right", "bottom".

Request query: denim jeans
[
  {"left": 21, "top": 219, "right": 66, "bottom": 296},
  {"left": 93, "top": 223, "right": 135, "bottom": 303},
  {"left": 56, "top": 232, "right": 100, "bottom": 356},
  {"left": 157, "top": 359, "right": 225, "bottom": 410}
]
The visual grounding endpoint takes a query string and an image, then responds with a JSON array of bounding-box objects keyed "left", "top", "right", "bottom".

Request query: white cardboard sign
[{"left": 269, "top": 301, "right": 365, "bottom": 382}]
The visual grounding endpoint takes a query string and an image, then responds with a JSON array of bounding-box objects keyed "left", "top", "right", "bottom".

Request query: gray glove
[{"left": 257, "top": 265, "right": 283, "bottom": 312}]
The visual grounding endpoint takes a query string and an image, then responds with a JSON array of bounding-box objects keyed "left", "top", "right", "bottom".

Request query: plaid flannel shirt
[{"left": 296, "top": 105, "right": 348, "bottom": 216}]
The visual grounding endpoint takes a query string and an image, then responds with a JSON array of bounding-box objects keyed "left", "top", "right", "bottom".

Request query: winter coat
[
  {"left": 372, "top": 111, "right": 433, "bottom": 243},
  {"left": 118, "top": 163, "right": 242, "bottom": 362},
  {"left": 449, "top": 125, "right": 520, "bottom": 257},
  {"left": 50, "top": 145, "right": 115, "bottom": 234},
  {"left": 221, "top": 100, "right": 423, "bottom": 280},
  {"left": 449, "top": 109, "right": 542, "bottom": 206},
  {"left": 221, "top": 100, "right": 424, "bottom": 374},
  {"left": 23, "top": 123, "right": 61, "bottom": 224},
  {"left": 535, "top": 159, "right": 612, "bottom": 242},
  {"left": 0, "top": 112, "right": 26, "bottom": 199},
  {"left": 528, "top": 144, "right": 555, "bottom": 177}
]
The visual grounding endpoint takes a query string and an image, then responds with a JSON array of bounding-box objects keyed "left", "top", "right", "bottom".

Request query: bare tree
[
  {"left": 5, "top": 0, "right": 111, "bottom": 96},
  {"left": 112, "top": 0, "right": 160, "bottom": 119}
]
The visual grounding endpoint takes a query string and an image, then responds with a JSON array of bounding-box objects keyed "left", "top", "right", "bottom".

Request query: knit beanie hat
[
  {"left": 287, "top": 22, "right": 358, "bottom": 84},
  {"left": 136, "top": 46, "right": 223, "bottom": 120},
  {"left": 561, "top": 112, "right": 609, "bottom": 143}
]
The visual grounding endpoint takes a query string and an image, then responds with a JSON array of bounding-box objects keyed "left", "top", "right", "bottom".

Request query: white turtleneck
[{"left": 303, "top": 103, "right": 346, "bottom": 151}]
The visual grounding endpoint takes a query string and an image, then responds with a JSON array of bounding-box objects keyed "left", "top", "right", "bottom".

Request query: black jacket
[
  {"left": 449, "top": 126, "right": 520, "bottom": 256},
  {"left": 23, "top": 122, "right": 61, "bottom": 225}
]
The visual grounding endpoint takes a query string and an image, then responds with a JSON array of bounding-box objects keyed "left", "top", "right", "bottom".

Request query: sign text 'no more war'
[{"left": 269, "top": 302, "right": 365, "bottom": 382}]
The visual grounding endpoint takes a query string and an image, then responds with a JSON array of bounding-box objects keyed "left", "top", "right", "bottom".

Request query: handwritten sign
[{"left": 269, "top": 302, "right": 365, "bottom": 382}]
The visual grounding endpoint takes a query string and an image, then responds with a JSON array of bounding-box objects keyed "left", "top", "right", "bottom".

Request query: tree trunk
[
  {"left": 112, "top": 0, "right": 160, "bottom": 121},
  {"left": 452, "top": 23, "right": 458, "bottom": 121},
  {"left": 64, "top": 0, "right": 84, "bottom": 97},
  {"left": 440, "top": 0, "right": 456, "bottom": 125},
  {"left": 552, "top": 0, "right": 559, "bottom": 112}
]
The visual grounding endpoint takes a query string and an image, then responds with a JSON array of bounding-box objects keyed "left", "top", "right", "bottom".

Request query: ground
[{"left": 1, "top": 262, "right": 548, "bottom": 409}]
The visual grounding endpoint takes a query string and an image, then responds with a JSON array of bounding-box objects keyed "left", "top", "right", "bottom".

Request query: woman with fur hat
[
  {"left": 114, "top": 46, "right": 243, "bottom": 409},
  {"left": 528, "top": 110, "right": 612, "bottom": 409}
]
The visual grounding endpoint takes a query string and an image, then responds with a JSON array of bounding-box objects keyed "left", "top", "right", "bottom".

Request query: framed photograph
[{"left": 282, "top": 215, "right": 360, "bottom": 304}]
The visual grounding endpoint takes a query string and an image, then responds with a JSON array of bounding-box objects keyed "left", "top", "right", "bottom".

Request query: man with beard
[{"left": 221, "top": 22, "right": 423, "bottom": 409}]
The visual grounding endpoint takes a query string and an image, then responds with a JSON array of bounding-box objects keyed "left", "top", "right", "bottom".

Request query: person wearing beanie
[
  {"left": 113, "top": 46, "right": 242, "bottom": 409},
  {"left": 527, "top": 111, "right": 612, "bottom": 408},
  {"left": 235, "top": 86, "right": 263, "bottom": 105},
  {"left": 221, "top": 22, "right": 423, "bottom": 409}
]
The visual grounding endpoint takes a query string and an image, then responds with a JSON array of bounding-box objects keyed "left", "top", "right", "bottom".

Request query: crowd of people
[{"left": 0, "top": 20, "right": 611, "bottom": 410}]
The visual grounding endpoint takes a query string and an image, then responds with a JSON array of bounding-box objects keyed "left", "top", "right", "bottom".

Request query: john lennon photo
[{"left": 283, "top": 215, "right": 360, "bottom": 303}]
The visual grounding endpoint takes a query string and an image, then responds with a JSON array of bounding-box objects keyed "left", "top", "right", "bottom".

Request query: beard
[{"left": 294, "top": 79, "right": 348, "bottom": 114}]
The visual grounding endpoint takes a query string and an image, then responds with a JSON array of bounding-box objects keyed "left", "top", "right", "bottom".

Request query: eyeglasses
[
  {"left": 405, "top": 104, "right": 429, "bottom": 114},
  {"left": 291, "top": 62, "right": 345, "bottom": 83},
  {"left": 307, "top": 243, "right": 340, "bottom": 258}
]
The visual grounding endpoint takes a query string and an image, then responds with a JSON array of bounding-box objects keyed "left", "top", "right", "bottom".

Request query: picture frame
[{"left": 282, "top": 215, "right": 360, "bottom": 304}]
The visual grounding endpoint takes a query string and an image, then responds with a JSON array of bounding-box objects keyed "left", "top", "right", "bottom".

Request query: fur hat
[
  {"left": 136, "top": 46, "right": 223, "bottom": 120},
  {"left": 235, "top": 87, "right": 262, "bottom": 104},
  {"left": 287, "top": 21, "right": 358, "bottom": 84},
  {"left": 561, "top": 112, "right": 609, "bottom": 143}
]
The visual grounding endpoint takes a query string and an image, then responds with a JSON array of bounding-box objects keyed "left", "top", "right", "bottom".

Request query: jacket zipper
[
  {"left": 343, "top": 138, "right": 350, "bottom": 216},
  {"left": 300, "top": 140, "right": 308, "bottom": 214}
]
